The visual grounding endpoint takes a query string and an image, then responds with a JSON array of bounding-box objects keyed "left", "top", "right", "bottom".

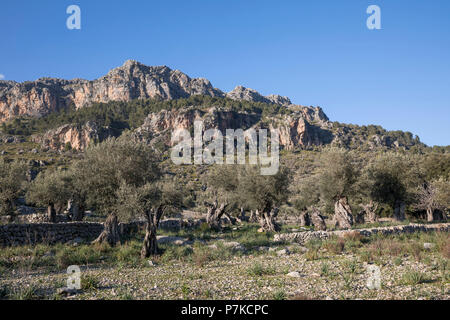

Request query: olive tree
[
  {"left": 316, "top": 149, "right": 359, "bottom": 229},
  {"left": 116, "top": 180, "right": 184, "bottom": 257},
  {"left": 26, "top": 169, "right": 72, "bottom": 222},
  {"left": 414, "top": 179, "right": 449, "bottom": 221},
  {"left": 238, "top": 165, "right": 290, "bottom": 232},
  {"left": 73, "top": 136, "right": 161, "bottom": 246},
  {"left": 0, "top": 159, "right": 28, "bottom": 217},
  {"left": 203, "top": 165, "right": 240, "bottom": 230},
  {"left": 363, "top": 153, "right": 419, "bottom": 221}
]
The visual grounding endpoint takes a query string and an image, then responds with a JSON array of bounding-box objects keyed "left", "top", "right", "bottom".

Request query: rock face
[
  {"left": 134, "top": 105, "right": 330, "bottom": 150},
  {"left": 0, "top": 61, "right": 293, "bottom": 123},
  {"left": 226, "top": 86, "right": 291, "bottom": 106},
  {"left": 33, "top": 121, "right": 111, "bottom": 151}
]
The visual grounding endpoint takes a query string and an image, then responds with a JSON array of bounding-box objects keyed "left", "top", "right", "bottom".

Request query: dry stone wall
[
  {"left": 0, "top": 218, "right": 204, "bottom": 247},
  {"left": 274, "top": 223, "right": 450, "bottom": 244}
]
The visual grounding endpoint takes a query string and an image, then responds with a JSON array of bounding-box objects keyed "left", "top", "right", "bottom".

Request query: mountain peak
[{"left": 0, "top": 61, "right": 294, "bottom": 122}]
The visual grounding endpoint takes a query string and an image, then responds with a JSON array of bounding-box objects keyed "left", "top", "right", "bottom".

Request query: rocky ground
[{"left": 0, "top": 223, "right": 448, "bottom": 300}]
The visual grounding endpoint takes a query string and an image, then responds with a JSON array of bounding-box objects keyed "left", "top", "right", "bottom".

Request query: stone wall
[
  {"left": 0, "top": 218, "right": 205, "bottom": 247},
  {"left": 0, "top": 222, "right": 104, "bottom": 246},
  {"left": 274, "top": 223, "right": 450, "bottom": 244}
]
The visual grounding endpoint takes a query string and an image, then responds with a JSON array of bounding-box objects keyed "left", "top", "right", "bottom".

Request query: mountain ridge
[{"left": 0, "top": 60, "right": 293, "bottom": 122}]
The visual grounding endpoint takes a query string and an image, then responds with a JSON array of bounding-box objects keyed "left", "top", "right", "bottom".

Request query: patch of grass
[
  {"left": 55, "top": 245, "right": 102, "bottom": 268},
  {"left": 181, "top": 283, "right": 191, "bottom": 300},
  {"left": 117, "top": 289, "right": 134, "bottom": 300},
  {"left": 341, "top": 273, "right": 354, "bottom": 290},
  {"left": 247, "top": 262, "right": 276, "bottom": 276},
  {"left": 8, "top": 285, "right": 41, "bottom": 300},
  {"left": 272, "top": 289, "right": 286, "bottom": 300},
  {"left": 324, "top": 237, "right": 345, "bottom": 255},
  {"left": 343, "top": 259, "right": 358, "bottom": 274},
  {"left": 320, "top": 262, "right": 330, "bottom": 277},
  {"left": 81, "top": 274, "right": 100, "bottom": 291},
  {"left": 305, "top": 248, "right": 320, "bottom": 261},
  {"left": 401, "top": 270, "right": 428, "bottom": 286},
  {"left": 161, "top": 245, "right": 194, "bottom": 263},
  {"left": 393, "top": 257, "right": 403, "bottom": 266},
  {"left": 115, "top": 241, "right": 142, "bottom": 267}
]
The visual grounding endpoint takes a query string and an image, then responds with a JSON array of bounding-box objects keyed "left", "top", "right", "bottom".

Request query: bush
[{"left": 247, "top": 262, "right": 276, "bottom": 276}]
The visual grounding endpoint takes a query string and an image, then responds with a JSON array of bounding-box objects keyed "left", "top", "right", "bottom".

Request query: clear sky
[{"left": 1, "top": 0, "right": 449, "bottom": 146}]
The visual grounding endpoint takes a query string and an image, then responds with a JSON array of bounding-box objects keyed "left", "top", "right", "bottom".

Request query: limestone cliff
[{"left": 0, "top": 60, "right": 293, "bottom": 122}]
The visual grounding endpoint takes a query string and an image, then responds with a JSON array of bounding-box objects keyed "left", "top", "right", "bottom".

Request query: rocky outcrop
[
  {"left": 226, "top": 86, "right": 291, "bottom": 106},
  {"left": 33, "top": 121, "right": 111, "bottom": 151},
  {"left": 134, "top": 105, "right": 331, "bottom": 150},
  {"left": 0, "top": 61, "right": 294, "bottom": 123}
]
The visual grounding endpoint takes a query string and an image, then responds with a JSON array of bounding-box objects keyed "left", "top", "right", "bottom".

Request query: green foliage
[
  {"left": 0, "top": 159, "right": 28, "bottom": 216},
  {"left": 238, "top": 165, "right": 291, "bottom": 213},
  {"left": 362, "top": 153, "right": 419, "bottom": 207},
  {"left": 246, "top": 262, "right": 276, "bottom": 276},
  {"left": 316, "top": 148, "right": 359, "bottom": 206},
  {"left": 26, "top": 169, "right": 72, "bottom": 208},
  {"left": 71, "top": 136, "right": 161, "bottom": 216}
]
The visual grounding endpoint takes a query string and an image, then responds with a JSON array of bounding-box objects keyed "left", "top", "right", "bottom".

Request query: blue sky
[{"left": 1, "top": 0, "right": 449, "bottom": 146}]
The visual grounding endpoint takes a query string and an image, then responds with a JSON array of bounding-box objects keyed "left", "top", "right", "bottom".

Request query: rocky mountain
[
  {"left": 0, "top": 60, "right": 428, "bottom": 153},
  {"left": 31, "top": 121, "right": 112, "bottom": 151},
  {"left": 226, "top": 86, "right": 291, "bottom": 106},
  {"left": 0, "top": 60, "right": 292, "bottom": 122},
  {"left": 133, "top": 105, "right": 330, "bottom": 150}
]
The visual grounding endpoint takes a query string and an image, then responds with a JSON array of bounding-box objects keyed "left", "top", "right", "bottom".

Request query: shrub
[
  {"left": 247, "top": 262, "right": 276, "bottom": 276},
  {"left": 81, "top": 274, "right": 100, "bottom": 291},
  {"left": 401, "top": 270, "right": 428, "bottom": 286}
]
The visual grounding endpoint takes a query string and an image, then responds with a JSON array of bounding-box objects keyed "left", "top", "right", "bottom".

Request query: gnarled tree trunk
[
  {"left": 299, "top": 211, "right": 311, "bottom": 226},
  {"left": 258, "top": 207, "right": 281, "bottom": 232},
  {"left": 205, "top": 201, "right": 228, "bottom": 230},
  {"left": 72, "top": 203, "right": 84, "bottom": 222},
  {"left": 249, "top": 210, "right": 257, "bottom": 222},
  {"left": 333, "top": 196, "right": 353, "bottom": 229},
  {"left": 141, "top": 223, "right": 158, "bottom": 258},
  {"left": 236, "top": 207, "right": 248, "bottom": 223},
  {"left": 359, "top": 201, "right": 378, "bottom": 223},
  {"left": 310, "top": 207, "right": 327, "bottom": 231},
  {"left": 141, "top": 206, "right": 164, "bottom": 258},
  {"left": 393, "top": 200, "right": 406, "bottom": 221},
  {"left": 92, "top": 213, "right": 120, "bottom": 246},
  {"left": 47, "top": 204, "right": 56, "bottom": 223},
  {"left": 67, "top": 199, "right": 84, "bottom": 221}
]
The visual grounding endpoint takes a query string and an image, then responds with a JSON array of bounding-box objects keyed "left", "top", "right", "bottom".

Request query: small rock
[
  {"left": 423, "top": 243, "right": 435, "bottom": 250},
  {"left": 148, "top": 260, "right": 155, "bottom": 267},
  {"left": 57, "top": 287, "right": 79, "bottom": 296},
  {"left": 287, "top": 271, "right": 301, "bottom": 278},
  {"left": 276, "top": 248, "right": 290, "bottom": 256}
]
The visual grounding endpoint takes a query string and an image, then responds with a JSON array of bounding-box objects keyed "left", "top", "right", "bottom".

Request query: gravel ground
[{"left": 2, "top": 244, "right": 448, "bottom": 300}]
